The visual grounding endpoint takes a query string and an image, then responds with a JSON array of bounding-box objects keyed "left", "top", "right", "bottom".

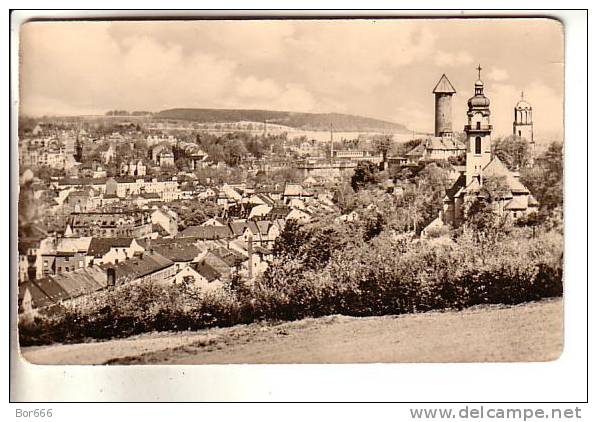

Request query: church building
[
  {"left": 405, "top": 74, "right": 466, "bottom": 162},
  {"left": 440, "top": 66, "right": 539, "bottom": 228}
]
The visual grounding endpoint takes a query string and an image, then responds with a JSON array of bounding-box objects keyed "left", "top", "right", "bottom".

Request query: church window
[
  {"left": 518, "top": 130, "right": 521, "bottom": 137},
  {"left": 476, "top": 121, "right": 481, "bottom": 130},
  {"left": 475, "top": 137, "right": 482, "bottom": 154}
]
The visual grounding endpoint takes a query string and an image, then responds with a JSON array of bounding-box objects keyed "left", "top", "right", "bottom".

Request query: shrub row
[{"left": 19, "top": 230, "right": 563, "bottom": 346}]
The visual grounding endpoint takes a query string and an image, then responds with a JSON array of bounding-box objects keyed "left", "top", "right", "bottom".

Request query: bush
[{"left": 19, "top": 229, "right": 563, "bottom": 346}]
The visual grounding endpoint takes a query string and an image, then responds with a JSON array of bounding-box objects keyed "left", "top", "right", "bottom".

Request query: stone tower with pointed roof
[
  {"left": 433, "top": 74, "right": 457, "bottom": 138},
  {"left": 465, "top": 65, "right": 493, "bottom": 186}
]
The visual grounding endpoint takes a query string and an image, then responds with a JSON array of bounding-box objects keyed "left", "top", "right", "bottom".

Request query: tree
[
  {"left": 362, "top": 209, "right": 385, "bottom": 241},
  {"left": 462, "top": 175, "right": 512, "bottom": 240},
  {"left": 519, "top": 141, "right": 563, "bottom": 212},
  {"left": 515, "top": 211, "right": 540, "bottom": 238},
  {"left": 447, "top": 153, "right": 466, "bottom": 166},
  {"left": 351, "top": 161, "right": 380, "bottom": 192},
  {"left": 493, "top": 135, "right": 531, "bottom": 170},
  {"left": 372, "top": 135, "right": 393, "bottom": 162},
  {"left": 332, "top": 183, "right": 356, "bottom": 213},
  {"left": 395, "top": 138, "right": 422, "bottom": 157},
  {"left": 272, "top": 219, "right": 307, "bottom": 258},
  {"left": 407, "top": 163, "right": 452, "bottom": 233}
]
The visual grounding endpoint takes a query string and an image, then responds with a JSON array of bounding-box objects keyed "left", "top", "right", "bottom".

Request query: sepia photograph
[{"left": 14, "top": 16, "right": 565, "bottom": 368}]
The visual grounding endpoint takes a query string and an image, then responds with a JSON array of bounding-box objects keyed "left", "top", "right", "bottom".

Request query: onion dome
[
  {"left": 468, "top": 94, "right": 490, "bottom": 108},
  {"left": 468, "top": 65, "right": 490, "bottom": 108},
  {"left": 515, "top": 91, "right": 532, "bottom": 109}
]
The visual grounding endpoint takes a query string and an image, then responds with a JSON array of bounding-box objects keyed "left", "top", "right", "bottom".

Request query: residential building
[{"left": 65, "top": 211, "right": 153, "bottom": 238}]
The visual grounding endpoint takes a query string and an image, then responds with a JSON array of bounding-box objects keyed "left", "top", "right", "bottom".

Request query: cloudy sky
[{"left": 20, "top": 18, "right": 563, "bottom": 139}]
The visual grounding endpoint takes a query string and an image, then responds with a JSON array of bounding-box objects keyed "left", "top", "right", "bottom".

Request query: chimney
[
  {"left": 106, "top": 268, "right": 116, "bottom": 287},
  {"left": 247, "top": 234, "right": 254, "bottom": 280}
]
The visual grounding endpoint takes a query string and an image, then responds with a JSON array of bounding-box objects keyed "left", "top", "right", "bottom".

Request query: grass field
[{"left": 20, "top": 298, "right": 563, "bottom": 365}]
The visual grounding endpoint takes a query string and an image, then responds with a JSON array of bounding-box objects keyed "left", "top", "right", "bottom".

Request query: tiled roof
[
  {"left": 267, "top": 206, "right": 291, "bottom": 220},
  {"left": 87, "top": 237, "right": 135, "bottom": 257},
  {"left": 20, "top": 281, "right": 55, "bottom": 310},
  {"left": 178, "top": 225, "right": 233, "bottom": 240},
  {"left": 192, "top": 260, "right": 222, "bottom": 282},
  {"left": 32, "top": 277, "right": 71, "bottom": 303},
  {"left": 245, "top": 221, "right": 260, "bottom": 236},
  {"left": 103, "top": 252, "right": 174, "bottom": 284},
  {"left": 50, "top": 266, "right": 107, "bottom": 298},
  {"left": 482, "top": 157, "right": 529, "bottom": 194},
  {"left": 505, "top": 195, "right": 529, "bottom": 210},
  {"left": 528, "top": 194, "right": 539, "bottom": 207},
  {"left": 256, "top": 220, "right": 270, "bottom": 234},
  {"left": 424, "top": 137, "right": 466, "bottom": 152},
  {"left": 229, "top": 221, "right": 248, "bottom": 237},
  {"left": 152, "top": 223, "right": 170, "bottom": 236},
  {"left": 406, "top": 143, "right": 426, "bottom": 157},
  {"left": 248, "top": 204, "right": 273, "bottom": 219},
  {"left": 56, "top": 237, "right": 93, "bottom": 254},
  {"left": 283, "top": 183, "right": 311, "bottom": 197},
  {"left": 212, "top": 247, "right": 247, "bottom": 267},
  {"left": 253, "top": 245, "right": 272, "bottom": 255},
  {"left": 58, "top": 177, "right": 108, "bottom": 186},
  {"left": 151, "top": 243, "right": 200, "bottom": 262}
]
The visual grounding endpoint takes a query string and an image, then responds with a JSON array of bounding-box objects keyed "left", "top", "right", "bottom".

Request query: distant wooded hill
[{"left": 154, "top": 108, "right": 410, "bottom": 133}]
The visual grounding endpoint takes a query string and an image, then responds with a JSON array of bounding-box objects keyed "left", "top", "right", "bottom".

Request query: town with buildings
[{"left": 17, "top": 67, "right": 544, "bottom": 318}]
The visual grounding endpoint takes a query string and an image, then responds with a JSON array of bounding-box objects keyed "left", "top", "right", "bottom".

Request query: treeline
[
  {"left": 194, "top": 131, "right": 289, "bottom": 165},
  {"left": 105, "top": 110, "right": 153, "bottom": 116},
  {"left": 155, "top": 108, "right": 409, "bottom": 133}
]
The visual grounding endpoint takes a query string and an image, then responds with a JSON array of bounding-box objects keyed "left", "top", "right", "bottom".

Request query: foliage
[
  {"left": 351, "top": 161, "right": 381, "bottom": 192},
  {"left": 372, "top": 135, "right": 393, "bottom": 161},
  {"left": 395, "top": 139, "right": 422, "bottom": 157},
  {"left": 520, "top": 142, "right": 563, "bottom": 212},
  {"left": 462, "top": 175, "right": 513, "bottom": 240},
  {"left": 272, "top": 219, "right": 308, "bottom": 259},
  {"left": 20, "top": 227, "right": 562, "bottom": 346},
  {"left": 447, "top": 153, "right": 466, "bottom": 166},
  {"left": 166, "top": 199, "right": 221, "bottom": 229},
  {"left": 492, "top": 135, "right": 532, "bottom": 169}
]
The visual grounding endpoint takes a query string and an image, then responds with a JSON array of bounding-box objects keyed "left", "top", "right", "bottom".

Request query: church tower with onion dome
[{"left": 464, "top": 64, "right": 493, "bottom": 186}]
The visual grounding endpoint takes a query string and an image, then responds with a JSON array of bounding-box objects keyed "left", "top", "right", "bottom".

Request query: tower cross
[{"left": 476, "top": 64, "right": 482, "bottom": 79}]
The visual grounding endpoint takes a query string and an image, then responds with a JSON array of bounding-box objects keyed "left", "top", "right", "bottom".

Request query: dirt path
[{"left": 21, "top": 298, "right": 563, "bottom": 365}]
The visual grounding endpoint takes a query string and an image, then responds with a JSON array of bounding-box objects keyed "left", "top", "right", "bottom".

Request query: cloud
[
  {"left": 487, "top": 67, "right": 509, "bottom": 82},
  {"left": 484, "top": 81, "right": 562, "bottom": 140},
  {"left": 393, "top": 104, "right": 433, "bottom": 133},
  {"left": 434, "top": 51, "right": 473, "bottom": 67},
  {"left": 18, "top": 19, "right": 563, "bottom": 141}
]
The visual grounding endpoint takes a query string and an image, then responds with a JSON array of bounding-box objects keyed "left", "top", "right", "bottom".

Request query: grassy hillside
[
  {"left": 154, "top": 108, "right": 410, "bottom": 133},
  {"left": 21, "top": 299, "right": 562, "bottom": 365}
]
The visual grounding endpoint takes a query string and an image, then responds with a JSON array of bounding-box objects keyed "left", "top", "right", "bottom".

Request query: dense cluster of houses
[{"left": 19, "top": 161, "right": 337, "bottom": 316}]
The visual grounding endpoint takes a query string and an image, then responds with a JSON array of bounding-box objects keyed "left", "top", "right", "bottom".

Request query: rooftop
[{"left": 432, "top": 74, "right": 457, "bottom": 94}]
